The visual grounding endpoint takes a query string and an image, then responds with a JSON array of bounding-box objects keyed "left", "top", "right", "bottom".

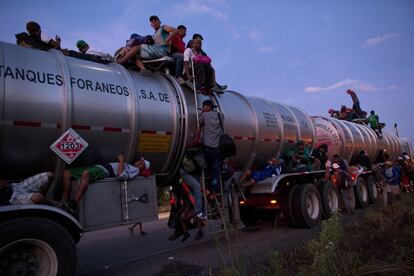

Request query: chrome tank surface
[
  {"left": 0, "top": 42, "right": 402, "bottom": 180},
  {"left": 312, "top": 116, "right": 400, "bottom": 162}
]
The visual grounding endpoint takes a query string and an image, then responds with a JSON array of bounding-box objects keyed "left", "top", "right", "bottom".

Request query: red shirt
[{"left": 170, "top": 34, "right": 185, "bottom": 53}]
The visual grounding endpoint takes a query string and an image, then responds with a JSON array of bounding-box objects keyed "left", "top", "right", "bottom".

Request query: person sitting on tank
[
  {"left": 169, "top": 25, "right": 187, "bottom": 84},
  {"left": 284, "top": 141, "right": 312, "bottom": 172},
  {"left": 346, "top": 89, "right": 367, "bottom": 119},
  {"left": 115, "top": 33, "right": 155, "bottom": 72},
  {"left": 349, "top": 150, "right": 372, "bottom": 171},
  {"left": 0, "top": 172, "right": 54, "bottom": 206},
  {"left": 239, "top": 158, "right": 284, "bottom": 188},
  {"left": 25, "top": 21, "right": 61, "bottom": 50},
  {"left": 75, "top": 40, "right": 114, "bottom": 61},
  {"left": 116, "top": 15, "right": 178, "bottom": 70},
  {"left": 184, "top": 39, "right": 225, "bottom": 95},
  {"left": 311, "top": 144, "right": 329, "bottom": 170},
  {"left": 190, "top": 33, "right": 227, "bottom": 92},
  {"left": 337, "top": 105, "right": 358, "bottom": 122},
  {"left": 61, "top": 155, "right": 151, "bottom": 213}
]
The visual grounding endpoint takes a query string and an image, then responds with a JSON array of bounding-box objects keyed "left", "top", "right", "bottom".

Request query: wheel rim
[
  {"left": 360, "top": 182, "right": 368, "bottom": 202},
  {"left": 306, "top": 191, "right": 320, "bottom": 219},
  {"left": 371, "top": 181, "right": 378, "bottom": 199},
  {"left": 0, "top": 239, "right": 58, "bottom": 276},
  {"left": 327, "top": 188, "right": 339, "bottom": 212}
]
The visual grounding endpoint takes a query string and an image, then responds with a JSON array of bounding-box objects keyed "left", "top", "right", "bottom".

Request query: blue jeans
[
  {"left": 203, "top": 146, "right": 221, "bottom": 193},
  {"left": 171, "top": 52, "right": 183, "bottom": 78},
  {"left": 180, "top": 168, "right": 203, "bottom": 215}
]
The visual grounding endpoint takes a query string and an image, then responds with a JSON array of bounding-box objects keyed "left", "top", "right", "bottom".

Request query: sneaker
[
  {"left": 216, "top": 83, "right": 227, "bottom": 90},
  {"left": 211, "top": 86, "right": 225, "bottom": 94},
  {"left": 168, "top": 232, "right": 182, "bottom": 241},
  {"left": 195, "top": 231, "right": 204, "bottom": 240},
  {"left": 196, "top": 212, "right": 207, "bottom": 221},
  {"left": 181, "top": 232, "right": 191, "bottom": 242}
]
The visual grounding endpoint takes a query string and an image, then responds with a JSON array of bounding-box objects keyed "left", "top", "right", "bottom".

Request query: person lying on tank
[
  {"left": 286, "top": 141, "right": 312, "bottom": 172},
  {"left": 25, "top": 21, "right": 61, "bottom": 50},
  {"left": 61, "top": 155, "right": 151, "bottom": 213},
  {"left": 0, "top": 172, "right": 54, "bottom": 206},
  {"left": 328, "top": 109, "right": 340, "bottom": 118},
  {"left": 76, "top": 40, "right": 114, "bottom": 61},
  {"left": 184, "top": 39, "right": 225, "bottom": 95},
  {"left": 239, "top": 158, "right": 284, "bottom": 188},
  {"left": 116, "top": 15, "right": 177, "bottom": 70},
  {"left": 346, "top": 89, "right": 367, "bottom": 119},
  {"left": 115, "top": 33, "right": 155, "bottom": 72}
]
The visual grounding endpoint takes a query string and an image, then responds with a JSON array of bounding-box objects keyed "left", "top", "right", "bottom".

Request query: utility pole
[{"left": 394, "top": 123, "right": 399, "bottom": 138}]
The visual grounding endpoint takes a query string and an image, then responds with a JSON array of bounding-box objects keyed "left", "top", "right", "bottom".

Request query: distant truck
[{"left": 0, "top": 41, "right": 409, "bottom": 275}]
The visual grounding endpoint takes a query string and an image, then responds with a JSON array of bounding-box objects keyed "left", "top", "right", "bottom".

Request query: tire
[
  {"left": 281, "top": 185, "right": 300, "bottom": 227},
  {"left": 0, "top": 217, "right": 77, "bottom": 276},
  {"left": 366, "top": 175, "right": 379, "bottom": 204},
  {"left": 354, "top": 177, "right": 369, "bottom": 209},
  {"left": 291, "top": 184, "right": 323, "bottom": 228},
  {"left": 317, "top": 180, "right": 340, "bottom": 218},
  {"left": 239, "top": 206, "right": 258, "bottom": 227}
]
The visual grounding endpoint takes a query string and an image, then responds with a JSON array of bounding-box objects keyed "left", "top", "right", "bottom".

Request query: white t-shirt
[
  {"left": 41, "top": 33, "right": 52, "bottom": 44},
  {"left": 86, "top": 49, "right": 114, "bottom": 60},
  {"left": 183, "top": 48, "right": 196, "bottom": 62},
  {"left": 108, "top": 163, "right": 139, "bottom": 181}
]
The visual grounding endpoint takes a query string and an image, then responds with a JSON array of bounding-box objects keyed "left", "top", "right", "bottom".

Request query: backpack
[
  {"left": 182, "top": 147, "right": 207, "bottom": 174},
  {"left": 217, "top": 113, "right": 236, "bottom": 159}
]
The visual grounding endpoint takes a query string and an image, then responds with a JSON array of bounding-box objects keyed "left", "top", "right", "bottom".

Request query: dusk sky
[{"left": 1, "top": 0, "right": 413, "bottom": 143}]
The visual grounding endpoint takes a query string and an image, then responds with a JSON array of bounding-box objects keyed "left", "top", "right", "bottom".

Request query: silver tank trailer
[
  {"left": 0, "top": 42, "right": 399, "bottom": 179},
  {"left": 312, "top": 116, "right": 401, "bottom": 162}
]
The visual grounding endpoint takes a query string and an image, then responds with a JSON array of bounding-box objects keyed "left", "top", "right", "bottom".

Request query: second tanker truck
[{"left": 0, "top": 41, "right": 408, "bottom": 275}]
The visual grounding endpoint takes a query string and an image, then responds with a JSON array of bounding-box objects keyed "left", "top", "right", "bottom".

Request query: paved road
[{"left": 78, "top": 213, "right": 320, "bottom": 276}]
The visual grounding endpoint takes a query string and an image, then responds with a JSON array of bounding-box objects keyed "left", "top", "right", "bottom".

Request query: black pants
[{"left": 194, "top": 63, "right": 214, "bottom": 89}]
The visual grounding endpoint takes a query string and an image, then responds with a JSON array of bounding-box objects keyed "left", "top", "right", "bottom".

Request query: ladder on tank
[{"left": 189, "top": 60, "right": 238, "bottom": 235}]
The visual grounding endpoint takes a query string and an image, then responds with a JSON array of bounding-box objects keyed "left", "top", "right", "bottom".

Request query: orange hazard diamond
[{"left": 50, "top": 128, "right": 88, "bottom": 164}]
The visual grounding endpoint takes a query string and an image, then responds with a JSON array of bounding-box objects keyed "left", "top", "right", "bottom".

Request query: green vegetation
[{"left": 258, "top": 194, "right": 414, "bottom": 276}]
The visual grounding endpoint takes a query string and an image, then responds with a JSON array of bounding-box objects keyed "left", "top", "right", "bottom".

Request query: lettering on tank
[
  {"left": 0, "top": 64, "right": 130, "bottom": 97},
  {"left": 315, "top": 121, "right": 341, "bottom": 149},
  {"left": 262, "top": 112, "right": 278, "bottom": 128},
  {"left": 139, "top": 89, "right": 170, "bottom": 103}
]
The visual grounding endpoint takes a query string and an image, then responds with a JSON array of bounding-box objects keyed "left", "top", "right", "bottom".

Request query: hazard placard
[
  {"left": 138, "top": 133, "right": 171, "bottom": 153},
  {"left": 50, "top": 128, "right": 88, "bottom": 164}
]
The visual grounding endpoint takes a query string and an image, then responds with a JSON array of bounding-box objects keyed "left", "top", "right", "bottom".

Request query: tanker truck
[{"left": 0, "top": 41, "right": 407, "bottom": 275}]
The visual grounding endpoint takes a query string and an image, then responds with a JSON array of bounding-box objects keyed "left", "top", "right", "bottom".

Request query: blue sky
[{"left": 1, "top": 0, "right": 413, "bottom": 143}]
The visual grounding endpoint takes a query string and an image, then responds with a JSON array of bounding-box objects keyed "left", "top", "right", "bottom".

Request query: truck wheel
[
  {"left": 317, "top": 181, "right": 339, "bottom": 218},
  {"left": 366, "top": 175, "right": 379, "bottom": 204},
  {"left": 0, "top": 217, "right": 77, "bottom": 276},
  {"left": 239, "top": 206, "right": 258, "bottom": 227},
  {"left": 281, "top": 185, "right": 300, "bottom": 227},
  {"left": 291, "top": 184, "right": 322, "bottom": 228},
  {"left": 354, "top": 177, "right": 369, "bottom": 209}
]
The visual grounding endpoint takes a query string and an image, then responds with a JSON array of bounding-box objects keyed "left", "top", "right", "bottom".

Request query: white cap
[{"left": 141, "top": 157, "right": 150, "bottom": 169}]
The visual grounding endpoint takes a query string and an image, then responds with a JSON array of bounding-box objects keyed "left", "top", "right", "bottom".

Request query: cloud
[
  {"left": 173, "top": 0, "right": 228, "bottom": 19},
  {"left": 256, "top": 45, "right": 276, "bottom": 53},
  {"left": 360, "top": 33, "right": 399, "bottom": 48},
  {"left": 304, "top": 79, "right": 380, "bottom": 93},
  {"left": 248, "top": 29, "right": 262, "bottom": 40},
  {"left": 387, "top": 84, "right": 398, "bottom": 91}
]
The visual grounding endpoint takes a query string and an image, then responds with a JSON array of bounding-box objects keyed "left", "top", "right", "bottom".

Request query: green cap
[{"left": 76, "top": 40, "right": 88, "bottom": 49}]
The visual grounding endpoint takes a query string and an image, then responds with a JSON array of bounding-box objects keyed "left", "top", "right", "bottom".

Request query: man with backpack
[
  {"left": 196, "top": 99, "right": 224, "bottom": 194},
  {"left": 383, "top": 161, "right": 401, "bottom": 207}
]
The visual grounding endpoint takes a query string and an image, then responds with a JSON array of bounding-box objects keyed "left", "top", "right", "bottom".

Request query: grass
[{"left": 255, "top": 193, "right": 414, "bottom": 276}]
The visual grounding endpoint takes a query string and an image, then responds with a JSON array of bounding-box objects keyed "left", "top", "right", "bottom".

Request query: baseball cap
[
  {"left": 76, "top": 40, "right": 88, "bottom": 49},
  {"left": 140, "top": 157, "right": 150, "bottom": 169}
]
